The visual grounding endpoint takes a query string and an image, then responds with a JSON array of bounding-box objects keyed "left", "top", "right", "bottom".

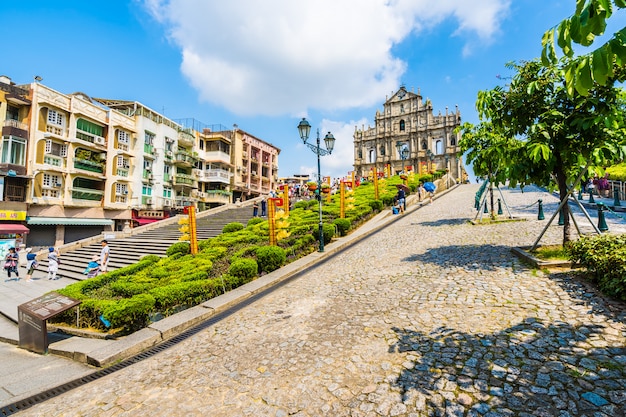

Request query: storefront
[{"left": 0, "top": 223, "right": 29, "bottom": 260}]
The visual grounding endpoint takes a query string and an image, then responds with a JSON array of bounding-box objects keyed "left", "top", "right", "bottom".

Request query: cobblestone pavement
[{"left": 19, "top": 185, "right": 626, "bottom": 417}]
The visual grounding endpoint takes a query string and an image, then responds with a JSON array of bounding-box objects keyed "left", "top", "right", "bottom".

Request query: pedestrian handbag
[{"left": 4, "top": 260, "right": 16, "bottom": 269}]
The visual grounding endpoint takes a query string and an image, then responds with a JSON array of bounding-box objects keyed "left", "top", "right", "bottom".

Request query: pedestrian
[
  {"left": 4, "top": 247, "right": 19, "bottom": 280},
  {"left": 47, "top": 247, "right": 60, "bottom": 280},
  {"left": 261, "top": 197, "right": 267, "bottom": 217},
  {"left": 252, "top": 201, "right": 259, "bottom": 217},
  {"left": 83, "top": 255, "right": 100, "bottom": 277},
  {"left": 25, "top": 251, "right": 38, "bottom": 282},
  {"left": 418, "top": 183, "right": 426, "bottom": 201},
  {"left": 100, "top": 239, "right": 110, "bottom": 272},
  {"left": 396, "top": 188, "right": 406, "bottom": 213}
]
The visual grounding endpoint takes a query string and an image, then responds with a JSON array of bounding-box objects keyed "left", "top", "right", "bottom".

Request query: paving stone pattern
[{"left": 18, "top": 185, "right": 626, "bottom": 416}]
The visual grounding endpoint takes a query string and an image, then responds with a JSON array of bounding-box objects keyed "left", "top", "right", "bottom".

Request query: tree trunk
[{"left": 555, "top": 164, "right": 572, "bottom": 245}]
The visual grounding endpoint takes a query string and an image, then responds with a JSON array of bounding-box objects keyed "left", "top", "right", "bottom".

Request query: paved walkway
[{"left": 6, "top": 184, "right": 625, "bottom": 416}]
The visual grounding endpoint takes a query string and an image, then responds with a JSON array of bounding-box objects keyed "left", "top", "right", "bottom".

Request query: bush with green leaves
[
  {"left": 228, "top": 258, "right": 258, "bottom": 280},
  {"left": 256, "top": 246, "right": 286, "bottom": 273},
  {"left": 223, "top": 222, "right": 245, "bottom": 233},
  {"left": 311, "top": 223, "right": 335, "bottom": 245},
  {"left": 369, "top": 200, "right": 384, "bottom": 212},
  {"left": 606, "top": 163, "right": 626, "bottom": 182},
  {"left": 166, "top": 242, "right": 190, "bottom": 257},
  {"left": 247, "top": 217, "right": 265, "bottom": 227},
  {"left": 333, "top": 218, "right": 351, "bottom": 236},
  {"left": 566, "top": 233, "right": 626, "bottom": 300}
]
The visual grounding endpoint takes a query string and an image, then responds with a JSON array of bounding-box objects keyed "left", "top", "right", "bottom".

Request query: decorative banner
[
  {"left": 268, "top": 198, "right": 277, "bottom": 246},
  {"left": 280, "top": 184, "right": 289, "bottom": 216},
  {"left": 188, "top": 206, "right": 198, "bottom": 255},
  {"left": 373, "top": 167, "right": 379, "bottom": 200}
]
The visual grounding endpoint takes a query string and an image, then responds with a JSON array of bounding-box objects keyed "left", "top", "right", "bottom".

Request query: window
[
  {"left": 117, "top": 130, "right": 130, "bottom": 144},
  {"left": 144, "top": 161, "right": 152, "bottom": 170},
  {"left": 199, "top": 140, "right": 204, "bottom": 150},
  {"left": 421, "top": 140, "right": 427, "bottom": 150},
  {"left": 400, "top": 104, "right": 405, "bottom": 114},
  {"left": 144, "top": 131, "right": 155, "bottom": 145},
  {"left": 45, "top": 139, "right": 68, "bottom": 156},
  {"left": 6, "top": 105, "right": 19, "bottom": 121},
  {"left": 142, "top": 185, "right": 152, "bottom": 196},
  {"left": 164, "top": 165, "right": 171, "bottom": 175},
  {"left": 47, "top": 109, "right": 65, "bottom": 127},
  {"left": 42, "top": 173, "right": 61, "bottom": 187},
  {"left": 115, "top": 183, "right": 128, "bottom": 195},
  {"left": 1, "top": 136, "right": 26, "bottom": 165},
  {"left": 399, "top": 120, "right": 405, "bottom": 132},
  {"left": 117, "top": 156, "right": 130, "bottom": 168},
  {"left": 76, "top": 119, "right": 104, "bottom": 137},
  {"left": 450, "top": 136, "right": 456, "bottom": 146},
  {"left": 436, "top": 140, "right": 444, "bottom": 155},
  {"left": 368, "top": 148, "right": 376, "bottom": 163},
  {"left": 163, "top": 187, "right": 172, "bottom": 198}
]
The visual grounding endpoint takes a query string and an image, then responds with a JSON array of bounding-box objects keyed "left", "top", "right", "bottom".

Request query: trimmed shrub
[
  {"left": 369, "top": 200, "right": 384, "bottom": 212},
  {"left": 223, "top": 222, "right": 245, "bottom": 233},
  {"left": 228, "top": 258, "right": 258, "bottom": 280},
  {"left": 566, "top": 234, "right": 626, "bottom": 300},
  {"left": 101, "top": 293, "right": 156, "bottom": 333},
  {"left": 311, "top": 223, "right": 335, "bottom": 245},
  {"left": 256, "top": 246, "right": 286, "bottom": 273},
  {"left": 166, "top": 242, "right": 190, "bottom": 257},
  {"left": 333, "top": 218, "right": 351, "bottom": 236},
  {"left": 247, "top": 217, "right": 265, "bottom": 227}
]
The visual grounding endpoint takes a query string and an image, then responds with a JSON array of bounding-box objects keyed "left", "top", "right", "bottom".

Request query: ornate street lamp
[{"left": 297, "top": 118, "right": 336, "bottom": 252}]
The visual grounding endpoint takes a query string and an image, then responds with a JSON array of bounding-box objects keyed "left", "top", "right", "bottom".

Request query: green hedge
[
  {"left": 256, "top": 246, "right": 286, "bottom": 273},
  {"left": 566, "top": 234, "right": 626, "bottom": 300}
]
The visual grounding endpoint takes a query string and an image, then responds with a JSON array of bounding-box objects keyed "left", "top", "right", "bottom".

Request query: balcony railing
[
  {"left": 174, "top": 173, "right": 194, "bottom": 185},
  {"left": 71, "top": 187, "right": 104, "bottom": 201},
  {"left": 116, "top": 167, "right": 129, "bottom": 177},
  {"left": 44, "top": 155, "right": 64, "bottom": 167},
  {"left": 173, "top": 152, "right": 195, "bottom": 165},
  {"left": 4, "top": 119, "right": 28, "bottom": 130},
  {"left": 76, "top": 130, "right": 106, "bottom": 146},
  {"left": 74, "top": 158, "right": 104, "bottom": 173},
  {"left": 46, "top": 125, "right": 65, "bottom": 137},
  {"left": 205, "top": 169, "right": 232, "bottom": 183}
]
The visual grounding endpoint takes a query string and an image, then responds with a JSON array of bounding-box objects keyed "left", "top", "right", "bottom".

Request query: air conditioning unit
[
  {"left": 54, "top": 183, "right": 62, "bottom": 188},
  {"left": 163, "top": 199, "right": 172, "bottom": 206},
  {"left": 145, "top": 198, "right": 153, "bottom": 205},
  {"left": 94, "top": 137, "right": 105, "bottom": 145}
]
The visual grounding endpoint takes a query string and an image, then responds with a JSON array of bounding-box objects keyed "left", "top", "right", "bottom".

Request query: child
[
  {"left": 25, "top": 252, "right": 38, "bottom": 282},
  {"left": 83, "top": 255, "right": 100, "bottom": 278},
  {"left": 47, "top": 247, "right": 60, "bottom": 280},
  {"left": 4, "top": 247, "right": 19, "bottom": 280}
]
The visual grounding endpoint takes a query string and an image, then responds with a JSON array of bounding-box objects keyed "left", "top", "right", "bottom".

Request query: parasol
[
  {"left": 395, "top": 183, "right": 409, "bottom": 193},
  {"left": 423, "top": 182, "right": 436, "bottom": 193}
]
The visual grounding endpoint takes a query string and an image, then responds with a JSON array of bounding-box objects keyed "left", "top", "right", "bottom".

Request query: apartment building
[
  {"left": 353, "top": 86, "right": 465, "bottom": 181},
  {"left": 0, "top": 76, "right": 31, "bottom": 254},
  {"left": 0, "top": 76, "right": 281, "bottom": 247},
  {"left": 231, "top": 126, "right": 280, "bottom": 201}
]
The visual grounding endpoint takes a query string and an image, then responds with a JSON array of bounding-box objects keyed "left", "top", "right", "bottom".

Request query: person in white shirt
[{"left": 100, "top": 240, "right": 110, "bottom": 272}]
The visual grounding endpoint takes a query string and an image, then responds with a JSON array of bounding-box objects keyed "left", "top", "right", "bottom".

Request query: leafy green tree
[
  {"left": 476, "top": 59, "right": 626, "bottom": 243},
  {"left": 542, "top": 0, "right": 626, "bottom": 95},
  {"left": 456, "top": 121, "right": 522, "bottom": 218}
]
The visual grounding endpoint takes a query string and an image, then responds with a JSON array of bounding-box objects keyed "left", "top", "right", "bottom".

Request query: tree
[
  {"left": 475, "top": 59, "right": 626, "bottom": 244},
  {"left": 542, "top": 0, "right": 626, "bottom": 95},
  {"left": 456, "top": 121, "right": 522, "bottom": 219}
]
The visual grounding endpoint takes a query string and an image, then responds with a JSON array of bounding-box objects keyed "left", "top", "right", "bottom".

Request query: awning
[
  {"left": 26, "top": 217, "right": 114, "bottom": 226},
  {"left": 0, "top": 224, "right": 29, "bottom": 234},
  {"left": 135, "top": 218, "right": 159, "bottom": 226}
]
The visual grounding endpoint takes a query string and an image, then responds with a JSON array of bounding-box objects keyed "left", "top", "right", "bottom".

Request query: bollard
[
  {"left": 589, "top": 191, "right": 595, "bottom": 204},
  {"left": 613, "top": 186, "right": 621, "bottom": 207},
  {"left": 558, "top": 207, "right": 564, "bottom": 226},
  {"left": 538, "top": 199, "right": 545, "bottom": 220},
  {"left": 577, "top": 188, "right": 583, "bottom": 200},
  {"left": 597, "top": 203, "right": 608, "bottom": 232}
]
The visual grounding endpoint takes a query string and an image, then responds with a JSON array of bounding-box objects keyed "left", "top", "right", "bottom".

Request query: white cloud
[{"left": 144, "top": 0, "right": 511, "bottom": 116}]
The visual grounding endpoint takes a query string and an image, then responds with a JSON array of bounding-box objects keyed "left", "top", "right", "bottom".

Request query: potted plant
[
  {"left": 307, "top": 181, "right": 318, "bottom": 191},
  {"left": 321, "top": 183, "right": 331, "bottom": 193}
]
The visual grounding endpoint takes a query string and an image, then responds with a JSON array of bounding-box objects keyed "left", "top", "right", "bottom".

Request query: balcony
[
  {"left": 45, "top": 125, "right": 65, "bottom": 138},
  {"left": 43, "top": 154, "right": 65, "bottom": 168},
  {"left": 173, "top": 152, "right": 195, "bottom": 167},
  {"left": 73, "top": 158, "right": 104, "bottom": 174},
  {"left": 204, "top": 150, "right": 230, "bottom": 164},
  {"left": 173, "top": 173, "right": 195, "bottom": 186},
  {"left": 115, "top": 167, "right": 129, "bottom": 177},
  {"left": 2, "top": 120, "right": 29, "bottom": 139},
  {"left": 178, "top": 129, "right": 195, "bottom": 147},
  {"left": 205, "top": 190, "right": 231, "bottom": 204},
  {"left": 76, "top": 130, "right": 106, "bottom": 147},
  {"left": 71, "top": 187, "right": 104, "bottom": 201},
  {"left": 175, "top": 196, "right": 194, "bottom": 208},
  {"left": 205, "top": 169, "right": 232, "bottom": 184}
]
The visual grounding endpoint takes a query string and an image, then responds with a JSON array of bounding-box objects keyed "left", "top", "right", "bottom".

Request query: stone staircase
[{"left": 36, "top": 205, "right": 257, "bottom": 281}]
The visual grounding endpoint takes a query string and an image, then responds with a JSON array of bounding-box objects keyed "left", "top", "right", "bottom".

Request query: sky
[{"left": 4, "top": 1, "right": 626, "bottom": 180}]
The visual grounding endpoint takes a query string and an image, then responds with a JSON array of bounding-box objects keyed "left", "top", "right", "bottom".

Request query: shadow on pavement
[
  {"left": 401, "top": 244, "right": 525, "bottom": 271},
  {"left": 388, "top": 320, "right": 625, "bottom": 415}
]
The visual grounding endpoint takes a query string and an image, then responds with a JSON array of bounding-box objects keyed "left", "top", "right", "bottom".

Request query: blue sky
[{"left": 4, "top": 1, "right": 625, "bottom": 179}]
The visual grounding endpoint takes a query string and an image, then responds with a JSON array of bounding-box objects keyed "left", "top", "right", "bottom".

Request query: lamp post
[
  {"left": 395, "top": 141, "right": 409, "bottom": 175},
  {"left": 297, "top": 118, "right": 336, "bottom": 252},
  {"left": 426, "top": 149, "right": 434, "bottom": 172}
]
